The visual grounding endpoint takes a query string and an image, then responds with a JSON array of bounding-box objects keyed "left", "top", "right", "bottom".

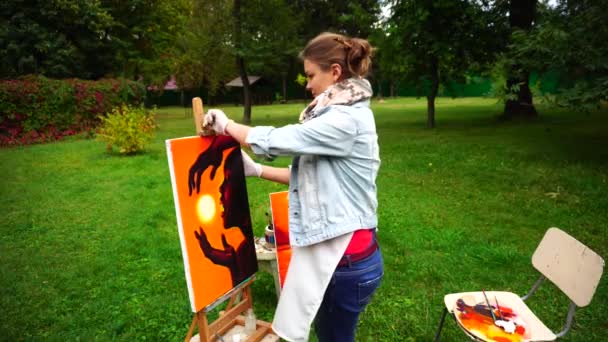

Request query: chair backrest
[{"left": 531, "top": 227, "right": 604, "bottom": 307}]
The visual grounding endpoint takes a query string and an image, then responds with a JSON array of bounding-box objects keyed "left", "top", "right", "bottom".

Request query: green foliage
[
  {"left": 97, "top": 105, "right": 157, "bottom": 154},
  {"left": 291, "top": 0, "right": 381, "bottom": 40},
  {"left": 172, "top": 0, "right": 235, "bottom": 93},
  {"left": 383, "top": 0, "right": 507, "bottom": 126},
  {"left": 489, "top": 1, "right": 608, "bottom": 111},
  {"left": 295, "top": 73, "right": 307, "bottom": 87},
  {"left": 0, "top": 0, "right": 191, "bottom": 81},
  {"left": 0, "top": 75, "right": 145, "bottom": 146},
  {"left": 109, "top": 0, "right": 192, "bottom": 87},
  {"left": 487, "top": 58, "right": 543, "bottom": 104},
  {"left": 239, "top": 0, "right": 302, "bottom": 80},
  {"left": 0, "top": 0, "right": 115, "bottom": 78},
  {"left": 386, "top": 0, "right": 505, "bottom": 87}
]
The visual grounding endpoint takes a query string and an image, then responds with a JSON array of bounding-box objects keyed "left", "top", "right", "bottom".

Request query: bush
[
  {"left": 97, "top": 105, "right": 156, "bottom": 155},
  {"left": 0, "top": 75, "right": 145, "bottom": 146}
]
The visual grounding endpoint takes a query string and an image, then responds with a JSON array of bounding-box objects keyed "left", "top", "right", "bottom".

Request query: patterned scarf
[{"left": 299, "top": 77, "right": 373, "bottom": 123}]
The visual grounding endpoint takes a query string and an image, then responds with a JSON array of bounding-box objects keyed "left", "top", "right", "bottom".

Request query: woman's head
[{"left": 300, "top": 32, "right": 373, "bottom": 96}]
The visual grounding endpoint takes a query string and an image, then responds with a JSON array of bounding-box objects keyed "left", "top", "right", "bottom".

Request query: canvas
[
  {"left": 269, "top": 191, "right": 291, "bottom": 288},
  {"left": 166, "top": 135, "right": 258, "bottom": 312}
]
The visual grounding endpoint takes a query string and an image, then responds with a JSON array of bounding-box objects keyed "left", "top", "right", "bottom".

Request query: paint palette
[{"left": 453, "top": 295, "right": 530, "bottom": 342}]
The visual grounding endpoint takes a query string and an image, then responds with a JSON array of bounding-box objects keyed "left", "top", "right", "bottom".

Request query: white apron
[{"left": 271, "top": 232, "right": 353, "bottom": 342}]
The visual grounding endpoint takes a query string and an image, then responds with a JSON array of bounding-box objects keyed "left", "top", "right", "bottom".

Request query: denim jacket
[{"left": 246, "top": 100, "right": 380, "bottom": 247}]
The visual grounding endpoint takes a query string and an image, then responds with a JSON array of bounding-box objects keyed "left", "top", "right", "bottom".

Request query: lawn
[{"left": 1, "top": 97, "right": 607, "bottom": 341}]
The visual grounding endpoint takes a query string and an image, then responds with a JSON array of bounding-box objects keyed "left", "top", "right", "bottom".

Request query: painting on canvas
[
  {"left": 166, "top": 135, "right": 257, "bottom": 312},
  {"left": 269, "top": 191, "right": 292, "bottom": 288}
]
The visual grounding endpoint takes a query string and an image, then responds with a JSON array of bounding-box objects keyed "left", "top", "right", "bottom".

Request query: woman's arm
[
  {"left": 225, "top": 121, "right": 251, "bottom": 147},
  {"left": 226, "top": 121, "right": 290, "bottom": 184},
  {"left": 259, "top": 165, "right": 290, "bottom": 185}
]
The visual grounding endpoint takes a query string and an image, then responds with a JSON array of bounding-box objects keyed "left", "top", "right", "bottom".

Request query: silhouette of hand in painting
[
  {"left": 194, "top": 227, "right": 213, "bottom": 253},
  {"left": 188, "top": 141, "right": 223, "bottom": 196},
  {"left": 194, "top": 227, "right": 236, "bottom": 267},
  {"left": 188, "top": 135, "right": 239, "bottom": 196},
  {"left": 220, "top": 234, "right": 236, "bottom": 256}
]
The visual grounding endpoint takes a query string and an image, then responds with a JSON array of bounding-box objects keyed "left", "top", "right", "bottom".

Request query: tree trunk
[
  {"left": 237, "top": 56, "right": 252, "bottom": 124},
  {"left": 282, "top": 74, "right": 287, "bottom": 102},
  {"left": 503, "top": 0, "right": 538, "bottom": 119},
  {"left": 390, "top": 81, "right": 395, "bottom": 98},
  {"left": 233, "top": 0, "right": 251, "bottom": 124},
  {"left": 377, "top": 80, "right": 383, "bottom": 99},
  {"left": 426, "top": 55, "right": 439, "bottom": 129}
]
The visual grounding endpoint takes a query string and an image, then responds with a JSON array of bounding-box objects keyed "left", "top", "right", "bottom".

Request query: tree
[
  {"left": 103, "top": 0, "right": 192, "bottom": 85},
  {"left": 235, "top": 0, "right": 299, "bottom": 123},
  {"left": 502, "top": 0, "right": 538, "bottom": 119},
  {"left": 549, "top": 0, "right": 608, "bottom": 110},
  {"left": 387, "top": 0, "right": 502, "bottom": 128},
  {"left": 290, "top": 0, "right": 380, "bottom": 39},
  {"left": 172, "top": 0, "right": 299, "bottom": 117},
  {"left": 0, "top": 0, "right": 115, "bottom": 78},
  {"left": 173, "top": 0, "right": 235, "bottom": 98},
  {"left": 232, "top": 0, "right": 252, "bottom": 123},
  {"left": 505, "top": 0, "right": 608, "bottom": 111},
  {"left": 0, "top": 0, "right": 191, "bottom": 81}
]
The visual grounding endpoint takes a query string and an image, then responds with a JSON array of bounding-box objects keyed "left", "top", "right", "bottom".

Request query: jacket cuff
[{"left": 246, "top": 126, "right": 276, "bottom": 160}]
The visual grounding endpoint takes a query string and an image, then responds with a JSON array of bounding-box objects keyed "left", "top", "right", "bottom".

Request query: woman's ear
[{"left": 330, "top": 63, "right": 342, "bottom": 82}]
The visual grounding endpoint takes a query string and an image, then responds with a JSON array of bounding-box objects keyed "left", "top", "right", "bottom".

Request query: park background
[{"left": 1, "top": 0, "right": 607, "bottom": 341}]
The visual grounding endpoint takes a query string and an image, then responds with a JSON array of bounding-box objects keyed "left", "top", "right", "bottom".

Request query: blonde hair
[{"left": 299, "top": 32, "right": 373, "bottom": 79}]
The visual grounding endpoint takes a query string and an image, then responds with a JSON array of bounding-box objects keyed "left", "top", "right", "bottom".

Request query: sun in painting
[{"left": 196, "top": 194, "right": 216, "bottom": 223}]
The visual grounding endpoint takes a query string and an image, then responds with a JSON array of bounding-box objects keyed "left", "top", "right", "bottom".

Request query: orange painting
[
  {"left": 269, "top": 191, "right": 291, "bottom": 288},
  {"left": 166, "top": 135, "right": 257, "bottom": 312}
]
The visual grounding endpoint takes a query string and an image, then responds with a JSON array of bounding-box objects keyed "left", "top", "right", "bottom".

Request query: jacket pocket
[{"left": 296, "top": 155, "right": 322, "bottom": 231}]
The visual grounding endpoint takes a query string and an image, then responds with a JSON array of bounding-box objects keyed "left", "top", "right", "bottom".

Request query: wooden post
[
  {"left": 192, "top": 97, "right": 205, "bottom": 135},
  {"left": 193, "top": 97, "right": 216, "bottom": 136}
]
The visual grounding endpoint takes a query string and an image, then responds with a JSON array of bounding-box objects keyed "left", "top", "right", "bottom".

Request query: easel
[
  {"left": 186, "top": 98, "right": 278, "bottom": 342},
  {"left": 184, "top": 277, "right": 276, "bottom": 342}
]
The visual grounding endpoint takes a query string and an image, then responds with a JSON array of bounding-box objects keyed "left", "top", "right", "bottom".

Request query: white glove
[
  {"left": 203, "top": 109, "right": 233, "bottom": 135},
  {"left": 241, "top": 150, "right": 262, "bottom": 177}
]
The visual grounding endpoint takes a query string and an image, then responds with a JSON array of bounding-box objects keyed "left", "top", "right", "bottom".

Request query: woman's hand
[
  {"left": 203, "top": 109, "right": 233, "bottom": 135},
  {"left": 241, "top": 150, "right": 262, "bottom": 177}
]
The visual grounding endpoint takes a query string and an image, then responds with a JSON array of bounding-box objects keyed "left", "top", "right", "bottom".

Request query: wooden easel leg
[
  {"left": 184, "top": 311, "right": 211, "bottom": 342},
  {"left": 185, "top": 315, "right": 198, "bottom": 342},
  {"left": 198, "top": 311, "right": 210, "bottom": 342}
]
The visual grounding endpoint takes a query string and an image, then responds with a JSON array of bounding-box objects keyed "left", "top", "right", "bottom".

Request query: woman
[{"left": 203, "top": 32, "right": 383, "bottom": 342}]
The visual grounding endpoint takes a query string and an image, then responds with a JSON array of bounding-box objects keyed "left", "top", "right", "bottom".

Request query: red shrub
[{"left": 0, "top": 75, "right": 145, "bottom": 146}]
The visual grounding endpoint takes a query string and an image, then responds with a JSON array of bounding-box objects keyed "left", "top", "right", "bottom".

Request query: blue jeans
[{"left": 313, "top": 246, "right": 384, "bottom": 342}]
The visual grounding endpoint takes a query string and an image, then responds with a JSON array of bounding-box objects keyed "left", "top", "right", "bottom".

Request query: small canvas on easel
[
  {"left": 166, "top": 135, "right": 258, "bottom": 312},
  {"left": 269, "top": 191, "right": 291, "bottom": 288}
]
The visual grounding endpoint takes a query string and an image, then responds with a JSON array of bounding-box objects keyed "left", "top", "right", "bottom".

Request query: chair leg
[{"left": 434, "top": 308, "right": 448, "bottom": 342}]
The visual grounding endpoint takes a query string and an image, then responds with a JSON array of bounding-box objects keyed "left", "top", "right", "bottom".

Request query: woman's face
[{"left": 304, "top": 59, "right": 342, "bottom": 98}]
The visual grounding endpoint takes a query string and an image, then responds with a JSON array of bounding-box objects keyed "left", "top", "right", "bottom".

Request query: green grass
[{"left": 1, "top": 97, "right": 607, "bottom": 341}]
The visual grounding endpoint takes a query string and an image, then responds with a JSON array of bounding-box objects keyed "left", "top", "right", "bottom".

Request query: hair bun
[
  {"left": 300, "top": 32, "right": 374, "bottom": 78},
  {"left": 346, "top": 38, "right": 373, "bottom": 77}
]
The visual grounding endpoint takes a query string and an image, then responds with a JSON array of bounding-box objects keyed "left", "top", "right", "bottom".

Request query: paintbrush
[
  {"left": 494, "top": 296, "right": 504, "bottom": 320},
  {"left": 482, "top": 289, "right": 497, "bottom": 322}
]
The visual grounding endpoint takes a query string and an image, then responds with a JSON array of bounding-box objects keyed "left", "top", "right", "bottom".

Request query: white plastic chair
[{"left": 434, "top": 227, "right": 604, "bottom": 341}]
